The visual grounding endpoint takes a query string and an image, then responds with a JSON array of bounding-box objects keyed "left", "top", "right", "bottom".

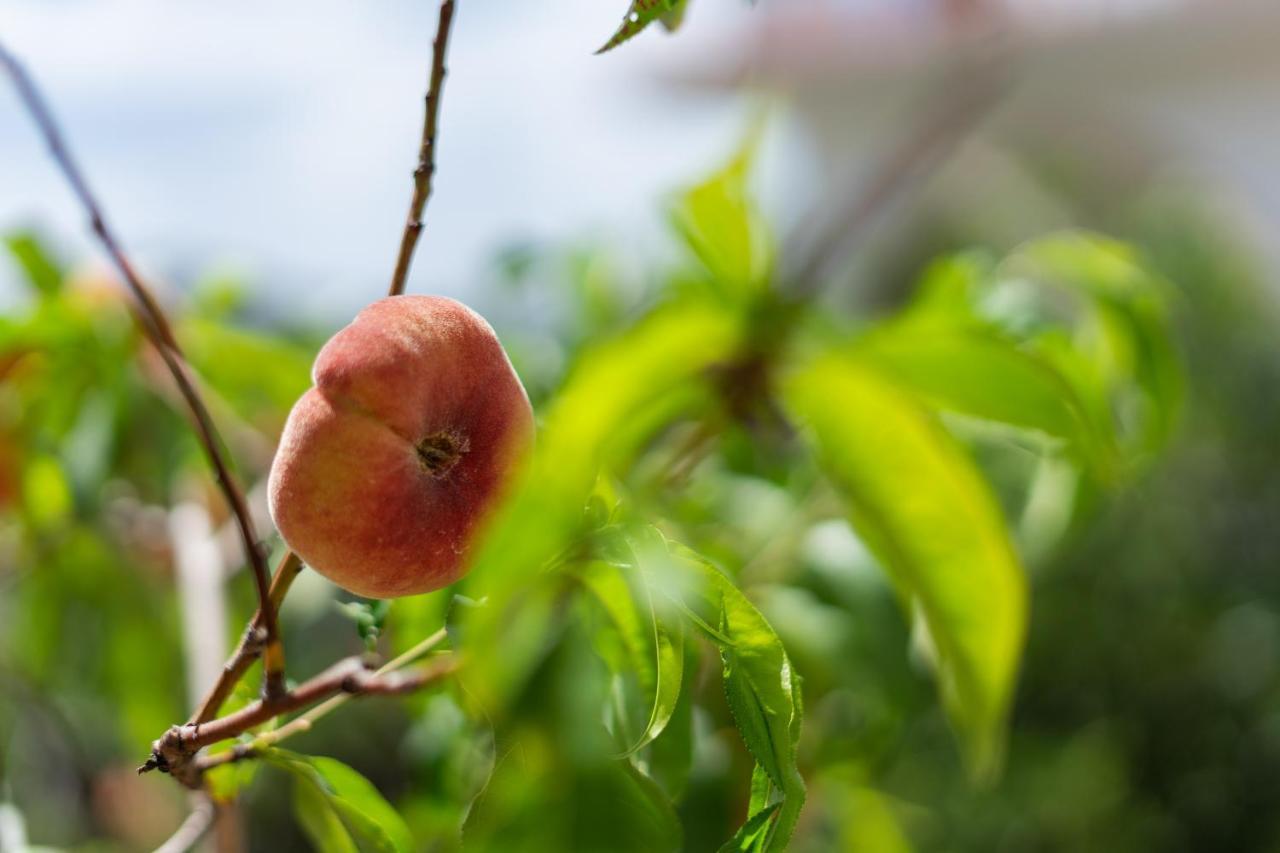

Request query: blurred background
[{"left": 3, "top": 0, "right": 1280, "bottom": 850}]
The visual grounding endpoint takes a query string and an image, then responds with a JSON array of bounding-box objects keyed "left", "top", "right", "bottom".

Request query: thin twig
[
  {"left": 143, "top": 651, "right": 458, "bottom": 786},
  {"left": 193, "top": 628, "right": 451, "bottom": 775},
  {"left": 189, "top": 551, "right": 304, "bottom": 725},
  {"left": 782, "top": 59, "right": 1010, "bottom": 297},
  {"left": 0, "top": 40, "right": 286, "bottom": 700},
  {"left": 154, "top": 794, "right": 217, "bottom": 853},
  {"left": 388, "top": 0, "right": 458, "bottom": 296}
]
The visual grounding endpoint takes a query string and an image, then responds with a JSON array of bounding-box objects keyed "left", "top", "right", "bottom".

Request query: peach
[{"left": 268, "top": 295, "right": 534, "bottom": 598}]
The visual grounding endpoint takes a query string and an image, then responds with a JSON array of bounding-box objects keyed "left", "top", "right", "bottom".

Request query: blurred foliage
[{"left": 2, "top": 114, "right": 1278, "bottom": 853}]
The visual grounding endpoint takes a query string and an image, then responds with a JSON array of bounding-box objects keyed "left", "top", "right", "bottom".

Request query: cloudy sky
[{"left": 8, "top": 0, "right": 1273, "bottom": 326}]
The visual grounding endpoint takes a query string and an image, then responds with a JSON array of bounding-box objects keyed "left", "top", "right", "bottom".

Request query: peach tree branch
[
  {"left": 0, "top": 39, "right": 288, "bottom": 700},
  {"left": 388, "top": 0, "right": 458, "bottom": 296},
  {"left": 188, "top": 551, "right": 305, "bottom": 725},
  {"left": 142, "top": 649, "right": 458, "bottom": 787},
  {"left": 154, "top": 795, "right": 217, "bottom": 853},
  {"left": 194, "top": 643, "right": 455, "bottom": 776}
]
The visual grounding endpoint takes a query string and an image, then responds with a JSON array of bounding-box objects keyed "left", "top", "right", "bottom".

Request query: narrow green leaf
[
  {"left": 748, "top": 762, "right": 776, "bottom": 814},
  {"left": 266, "top": 750, "right": 413, "bottom": 853},
  {"left": 597, "top": 0, "right": 682, "bottom": 53},
  {"left": 646, "top": 638, "right": 699, "bottom": 800},
  {"left": 784, "top": 352, "right": 1028, "bottom": 778},
  {"left": 640, "top": 532, "right": 806, "bottom": 850},
  {"left": 717, "top": 802, "right": 781, "bottom": 853},
  {"left": 580, "top": 556, "right": 685, "bottom": 758},
  {"left": 618, "top": 760, "right": 685, "bottom": 851},
  {"left": 292, "top": 773, "right": 359, "bottom": 853},
  {"left": 856, "top": 323, "right": 1119, "bottom": 479},
  {"left": 669, "top": 126, "right": 773, "bottom": 302}
]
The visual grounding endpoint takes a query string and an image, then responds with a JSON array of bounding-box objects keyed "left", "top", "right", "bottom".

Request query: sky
[
  {"left": 6, "top": 0, "right": 1275, "bottom": 328},
  {"left": 0, "top": 0, "right": 758, "bottom": 321}
]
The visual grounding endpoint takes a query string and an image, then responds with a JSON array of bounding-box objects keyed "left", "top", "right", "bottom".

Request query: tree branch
[
  {"left": 192, "top": 650, "right": 456, "bottom": 776},
  {"left": 0, "top": 40, "right": 286, "bottom": 700},
  {"left": 154, "top": 795, "right": 217, "bottom": 853},
  {"left": 142, "top": 652, "right": 458, "bottom": 787},
  {"left": 188, "top": 551, "right": 305, "bottom": 725},
  {"left": 388, "top": 0, "right": 458, "bottom": 297}
]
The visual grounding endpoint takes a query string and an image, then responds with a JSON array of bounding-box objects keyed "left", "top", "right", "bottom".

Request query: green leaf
[
  {"left": 4, "top": 232, "right": 63, "bottom": 298},
  {"left": 856, "top": 323, "right": 1119, "bottom": 480},
  {"left": 905, "top": 252, "right": 992, "bottom": 319},
  {"left": 597, "top": 0, "right": 683, "bottom": 54},
  {"left": 292, "top": 775, "right": 359, "bottom": 853},
  {"left": 639, "top": 532, "right": 805, "bottom": 850},
  {"left": 784, "top": 351, "right": 1028, "bottom": 778},
  {"left": 905, "top": 236, "right": 1181, "bottom": 472},
  {"left": 1003, "top": 231, "right": 1182, "bottom": 453},
  {"left": 646, "top": 637, "right": 698, "bottom": 800},
  {"left": 463, "top": 738, "right": 682, "bottom": 852},
  {"left": 266, "top": 750, "right": 413, "bottom": 853},
  {"left": 748, "top": 761, "right": 776, "bottom": 815},
  {"left": 579, "top": 558, "right": 684, "bottom": 758},
  {"left": 717, "top": 802, "right": 781, "bottom": 853},
  {"left": 459, "top": 300, "right": 743, "bottom": 714},
  {"left": 669, "top": 126, "right": 773, "bottom": 303},
  {"left": 660, "top": 0, "right": 690, "bottom": 31}
]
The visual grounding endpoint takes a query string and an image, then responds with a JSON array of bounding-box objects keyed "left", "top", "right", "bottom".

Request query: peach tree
[{"left": 0, "top": 3, "right": 1181, "bottom": 851}]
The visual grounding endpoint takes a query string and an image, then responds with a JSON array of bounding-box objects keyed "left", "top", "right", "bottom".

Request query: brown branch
[
  {"left": 155, "top": 795, "right": 217, "bottom": 853},
  {"left": 189, "top": 551, "right": 304, "bottom": 725},
  {"left": 143, "top": 654, "right": 459, "bottom": 787},
  {"left": 0, "top": 40, "right": 286, "bottom": 700},
  {"left": 193, "top": 655, "right": 458, "bottom": 776},
  {"left": 388, "top": 0, "right": 458, "bottom": 297}
]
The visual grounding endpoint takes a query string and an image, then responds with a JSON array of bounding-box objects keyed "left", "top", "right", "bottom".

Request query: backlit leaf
[
  {"left": 785, "top": 351, "right": 1027, "bottom": 777},
  {"left": 640, "top": 532, "right": 805, "bottom": 850},
  {"left": 459, "top": 300, "right": 743, "bottom": 715},
  {"left": 670, "top": 126, "right": 773, "bottom": 303},
  {"left": 578, "top": 556, "right": 685, "bottom": 757},
  {"left": 857, "top": 323, "right": 1119, "bottom": 480}
]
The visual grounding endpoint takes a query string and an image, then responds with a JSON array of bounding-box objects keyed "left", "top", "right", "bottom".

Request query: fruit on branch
[{"left": 268, "top": 295, "right": 534, "bottom": 598}]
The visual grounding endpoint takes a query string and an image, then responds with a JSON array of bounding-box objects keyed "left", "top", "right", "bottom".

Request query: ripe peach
[{"left": 268, "top": 295, "right": 534, "bottom": 598}]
